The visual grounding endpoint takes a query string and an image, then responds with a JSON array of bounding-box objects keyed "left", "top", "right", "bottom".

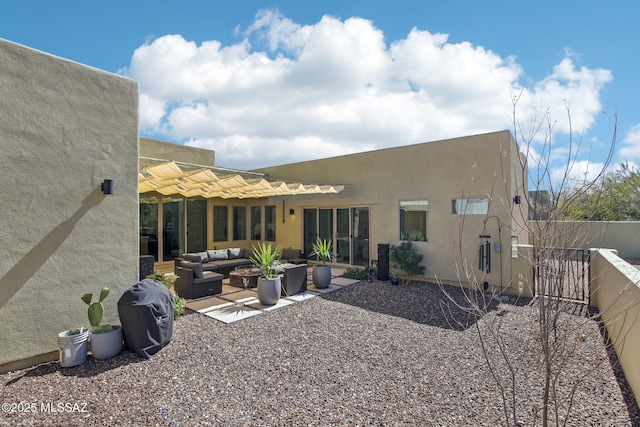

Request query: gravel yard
[{"left": 1, "top": 280, "right": 639, "bottom": 426}]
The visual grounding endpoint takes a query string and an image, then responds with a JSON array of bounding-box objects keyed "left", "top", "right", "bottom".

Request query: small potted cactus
[{"left": 82, "top": 287, "right": 123, "bottom": 360}]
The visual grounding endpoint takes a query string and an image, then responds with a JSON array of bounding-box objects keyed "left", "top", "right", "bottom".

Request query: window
[
  {"left": 139, "top": 196, "right": 158, "bottom": 261},
  {"left": 400, "top": 201, "right": 428, "bottom": 241},
  {"left": 213, "top": 206, "right": 228, "bottom": 242},
  {"left": 187, "top": 199, "right": 207, "bottom": 253},
  {"left": 452, "top": 198, "right": 489, "bottom": 215},
  {"left": 251, "top": 206, "right": 262, "bottom": 240},
  {"left": 162, "top": 197, "right": 185, "bottom": 261},
  {"left": 233, "top": 206, "right": 247, "bottom": 240},
  {"left": 265, "top": 205, "right": 276, "bottom": 241}
]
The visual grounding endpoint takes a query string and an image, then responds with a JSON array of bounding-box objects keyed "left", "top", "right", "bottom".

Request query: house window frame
[
  {"left": 250, "top": 206, "right": 262, "bottom": 241},
  {"left": 451, "top": 198, "right": 490, "bottom": 215},
  {"left": 213, "top": 205, "right": 228, "bottom": 242},
  {"left": 265, "top": 205, "right": 276, "bottom": 242},
  {"left": 233, "top": 206, "right": 247, "bottom": 241},
  {"left": 399, "top": 200, "right": 428, "bottom": 242}
]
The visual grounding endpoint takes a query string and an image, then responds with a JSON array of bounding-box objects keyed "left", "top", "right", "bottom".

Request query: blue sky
[{"left": 3, "top": 1, "right": 639, "bottom": 181}]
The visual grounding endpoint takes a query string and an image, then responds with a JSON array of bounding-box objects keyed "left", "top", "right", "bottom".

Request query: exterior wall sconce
[
  {"left": 289, "top": 208, "right": 295, "bottom": 215},
  {"left": 513, "top": 195, "right": 521, "bottom": 204},
  {"left": 102, "top": 179, "right": 115, "bottom": 195}
]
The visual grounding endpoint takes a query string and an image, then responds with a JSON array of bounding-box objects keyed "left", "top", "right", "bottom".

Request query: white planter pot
[
  {"left": 90, "top": 325, "right": 123, "bottom": 360},
  {"left": 257, "top": 276, "right": 281, "bottom": 305},
  {"left": 312, "top": 265, "right": 332, "bottom": 289},
  {"left": 58, "top": 328, "right": 89, "bottom": 367}
]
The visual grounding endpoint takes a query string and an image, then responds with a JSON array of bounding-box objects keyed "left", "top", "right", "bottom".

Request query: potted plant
[
  {"left": 82, "top": 287, "right": 123, "bottom": 360},
  {"left": 58, "top": 326, "right": 89, "bottom": 368},
  {"left": 250, "top": 242, "right": 284, "bottom": 305},
  {"left": 310, "top": 238, "right": 335, "bottom": 289},
  {"left": 391, "top": 267, "right": 400, "bottom": 285}
]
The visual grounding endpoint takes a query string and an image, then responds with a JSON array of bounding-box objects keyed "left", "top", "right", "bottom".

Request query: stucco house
[
  {"left": 0, "top": 37, "right": 529, "bottom": 370},
  {"left": 139, "top": 131, "right": 529, "bottom": 295}
]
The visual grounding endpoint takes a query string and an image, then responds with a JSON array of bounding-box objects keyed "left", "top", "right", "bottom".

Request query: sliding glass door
[
  {"left": 162, "top": 197, "right": 185, "bottom": 261},
  {"left": 186, "top": 199, "right": 207, "bottom": 253},
  {"left": 336, "top": 208, "right": 350, "bottom": 264},
  {"left": 303, "top": 208, "right": 317, "bottom": 259},
  {"left": 303, "top": 206, "right": 369, "bottom": 266},
  {"left": 351, "top": 207, "right": 370, "bottom": 266},
  {"left": 139, "top": 196, "right": 207, "bottom": 263}
]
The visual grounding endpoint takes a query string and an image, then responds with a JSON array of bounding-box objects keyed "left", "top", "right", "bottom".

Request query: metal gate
[{"left": 532, "top": 247, "right": 591, "bottom": 305}]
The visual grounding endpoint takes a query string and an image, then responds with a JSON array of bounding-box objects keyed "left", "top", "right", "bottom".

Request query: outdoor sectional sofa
[
  {"left": 174, "top": 247, "right": 306, "bottom": 300},
  {"left": 174, "top": 247, "right": 306, "bottom": 278},
  {"left": 175, "top": 248, "right": 254, "bottom": 278}
]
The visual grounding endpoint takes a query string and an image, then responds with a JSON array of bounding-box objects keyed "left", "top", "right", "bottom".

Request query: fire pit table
[{"left": 229, "top": 268, "right": 263, "bottom": 288}]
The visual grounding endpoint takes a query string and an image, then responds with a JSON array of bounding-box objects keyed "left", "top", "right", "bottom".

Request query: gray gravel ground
[{"left": 1, "top": 280, "right": 639, "bottom": 426}]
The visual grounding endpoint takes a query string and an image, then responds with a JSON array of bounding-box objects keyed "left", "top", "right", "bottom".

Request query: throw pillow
[
  {"left": 228, "top": 247, "right": 242, "bottom": 259},
  {"left": 207, "top": 249, "right": 228, "bottom": 260},
  {"left": 183, "top": 254, "right": 201, "bottom": 262},
  {"left": 180, "top": 260, "right": 203, "bottom": 279}
]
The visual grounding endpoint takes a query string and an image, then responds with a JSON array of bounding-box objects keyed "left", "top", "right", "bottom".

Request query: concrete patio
[{"left": 184, "top": 266, "right": 360, "bottom": 324}]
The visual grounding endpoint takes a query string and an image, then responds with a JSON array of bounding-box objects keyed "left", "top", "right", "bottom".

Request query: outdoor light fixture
[
  {"left": 513, "top": 195, "right": 521, "bottom": 204},
  {"left": 102, "top": 179, "right": 115, "bottom": 195},
  {"left": 289, "top": 208, "right": 295, "bottom": 215}
]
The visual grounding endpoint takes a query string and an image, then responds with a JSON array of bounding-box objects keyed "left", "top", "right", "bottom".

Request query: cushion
[
  {"left": 183, "top": 254, "right": 201, "bottom": 262},
  {"left": 180, "top": 260, "right": 203, "bottom": 279},
  {"left": 281, "top": 248, "right": 302, "bottom": 259},
  {"left": 208, "top": 249, "right": 228, "bottom": 260},
  {"left": 228, "top": 247, "right": 242, "bottom": 259},
  {"left": 185, "top": 252, "right": 208, "bottom": 263}
]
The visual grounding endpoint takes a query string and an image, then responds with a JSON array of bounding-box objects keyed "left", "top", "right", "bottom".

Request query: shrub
[
  {"left": 390, "top": 241, "right": 425, "bottom": 284},
  {"left": 342, "top": 266, "right": 369, "bottom": 280},
  {"left": 146, "top": 271, "right": 186, "bottom": 320}
]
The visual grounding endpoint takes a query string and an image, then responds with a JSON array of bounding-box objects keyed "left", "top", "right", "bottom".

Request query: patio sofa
[
  {"left": 174, "top": 248, "right": 253, "bottom": 278},
  {"left": 175, "top": 247, "right": 306, "bottom": 277},
  {"left": 280, "top": 248, "right": 307, "bottom": 264}
]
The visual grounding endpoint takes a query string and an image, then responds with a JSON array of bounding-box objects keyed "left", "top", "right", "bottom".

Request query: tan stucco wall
[
  {"left": 0, "top": 39, "right": 139, "bottom": 369},
  {"left": 591, "top": 249, "right": 640, "bottom": 403},
  {"left": 140, "top": 137, "right": 215, "bottom": 167},
  {"left": 529, "top": 221, "right": 640, "bottom": 259},
  {"left": 254, "top": 130, "right": 528, "bottom": 293}
]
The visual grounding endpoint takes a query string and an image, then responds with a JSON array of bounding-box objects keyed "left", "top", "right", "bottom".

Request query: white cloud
[
  {"left": 619, "top": 123, "right": 640, "bottom": 161},
  {"left": 122, "top": 9, "right": 613, "bottom": 170},
  {"left": 549, "top": 160, "right": 606, "bottom": 190}
]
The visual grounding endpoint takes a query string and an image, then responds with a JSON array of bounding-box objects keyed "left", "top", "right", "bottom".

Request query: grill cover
[{"left": 118, "top": 279, "right": 174, "bottom": 359}]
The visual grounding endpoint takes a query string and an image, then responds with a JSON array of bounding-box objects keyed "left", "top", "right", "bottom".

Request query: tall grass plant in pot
[
  {"left": 250, "top": 242, "right": 284, "bottom": 305},
  {"left": 310, "top": 238, "right": 335, "bottom": 288}
]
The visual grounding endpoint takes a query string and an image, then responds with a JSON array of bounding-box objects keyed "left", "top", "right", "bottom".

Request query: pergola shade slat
[{"left": 139, "top": 161, "right": 344, "bottom": 199}]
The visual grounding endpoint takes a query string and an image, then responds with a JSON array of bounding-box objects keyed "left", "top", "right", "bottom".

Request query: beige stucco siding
[
  {"left": 140, "top": 137, "right": 215, "bottom": 167},
  {"left": 254, "top": 130, "right": 527, "bottom": 292},
  {"left": 0, "top": 39, "right": 139, "bottom": 368}
]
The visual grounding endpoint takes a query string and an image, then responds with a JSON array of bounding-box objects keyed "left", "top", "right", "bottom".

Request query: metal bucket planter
[
  {"left": 312, "top": 265, "right": 332, "bottom": 289},
  {"left": 89, "top": 325, "right": 123, "bottom": 360},
  {"left": 257, "top": 276, "right": 281, "bottom": 306},
  {"left": 58, "top": 328, "right": 89, "bottom": 367}
]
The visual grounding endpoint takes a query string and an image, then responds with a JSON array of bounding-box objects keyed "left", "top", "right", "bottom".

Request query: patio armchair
[
  {"left": 281, "top": 263, "right": 307, "bottom": 296},
  {"left": 175, "top": 260, "right": 223, "bottom": 299}
]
